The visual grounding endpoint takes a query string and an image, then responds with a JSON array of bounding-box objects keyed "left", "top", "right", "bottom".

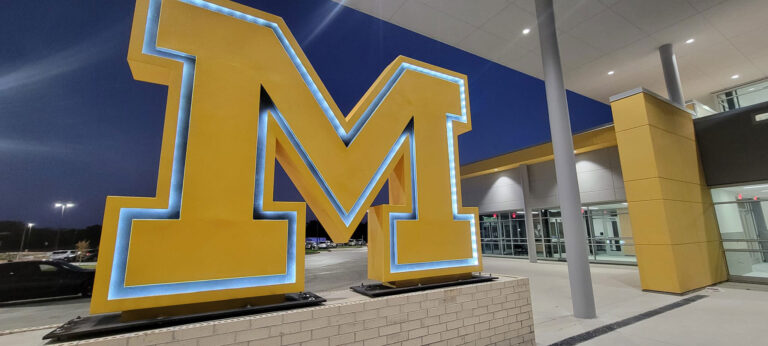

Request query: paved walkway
[
  {"left": 2, "top": 250, "right": 767, "bottom": 345},
  {"left": 482, "top": 258, "right": 768, "bottom": 345}
]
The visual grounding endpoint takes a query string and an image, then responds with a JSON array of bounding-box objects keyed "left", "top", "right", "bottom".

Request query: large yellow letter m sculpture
[{"left": 92, "top": 0, "right": 482, "bottom": 314}]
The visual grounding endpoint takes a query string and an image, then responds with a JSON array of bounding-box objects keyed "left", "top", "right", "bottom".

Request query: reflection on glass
[
  {"left": 479, "top": 212, "right": 528, "bottom": 257},
  {"left": 715, "top": 78, "right": 768, "bottom": 112},
  {"left": 712, "top": 184, "right": 768, "bottom": 280},
  {"left": 479, "top": 204, "right": 637, "bottom": 264}
]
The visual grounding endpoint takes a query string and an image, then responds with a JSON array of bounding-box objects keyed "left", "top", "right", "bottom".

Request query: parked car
[
  {"left": 317, "top": 242, "right": 328, "bottom": 249},
  {"left": 305, "top": 241, "right": 318, "bottom": 250},
  {"left": 347, "top": 239, "right": 357, "bottom": 246},
  {"left": 0, "top": 261, "right": 95, "bottom": 302},
  {"left": 50, "top": 250, "right": 78, "bottom": 262},
  {"left": 327, "top": 242, "right": 337, "bottom": 248},
  {"left": 80, "top": 249, "right": 98, "bottom": 262}
]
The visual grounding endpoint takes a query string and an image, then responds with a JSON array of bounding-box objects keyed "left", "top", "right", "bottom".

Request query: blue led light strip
[{"left": 108, "top": 0, "right": 477, "bottom": 300}]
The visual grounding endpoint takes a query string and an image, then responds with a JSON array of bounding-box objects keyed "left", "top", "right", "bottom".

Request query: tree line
[
  {"left": 0, "top": 219, "right": 368, "bottom": 253},
  {"left": 0, "top": 221, "right": 102, "bottom": 252}
]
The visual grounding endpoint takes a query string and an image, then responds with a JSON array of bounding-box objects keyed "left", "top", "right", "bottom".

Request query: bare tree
[{"left": 75, "top": 240, "right": 90, "bottom": 262}]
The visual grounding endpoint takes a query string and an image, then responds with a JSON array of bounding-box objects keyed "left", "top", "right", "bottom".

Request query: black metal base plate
[
  {"left": 351, "top": 275, "right": 497, "bottom": 297},
  {"left": 43, "top": 292, "right": 325, "bottom": 342}
]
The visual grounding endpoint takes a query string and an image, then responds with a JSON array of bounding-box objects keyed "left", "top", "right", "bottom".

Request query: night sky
[{"left": 0, "top": 0, "right": 611, "bottom": 228}]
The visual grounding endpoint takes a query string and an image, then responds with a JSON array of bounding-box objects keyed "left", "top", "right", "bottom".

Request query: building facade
[{"left": 461, "top": 88, "right": 768, "bottom": 293}]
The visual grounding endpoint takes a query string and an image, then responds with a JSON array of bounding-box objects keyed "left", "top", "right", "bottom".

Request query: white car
[
  {"left": 50, "top": 250, "right": 78, "bottom": 262},
  {"left": 318, "top": 242, "right": 328, "bottom": 249}
]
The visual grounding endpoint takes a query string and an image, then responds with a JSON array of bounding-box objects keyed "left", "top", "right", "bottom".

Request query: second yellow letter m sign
[{"left": 92, "top": 0, "right": 482, "bottom": 313}]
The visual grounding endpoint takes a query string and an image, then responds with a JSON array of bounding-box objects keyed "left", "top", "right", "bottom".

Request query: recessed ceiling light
[
  {"left": 731, "top": 74, "right": 740, "bottom": 79},
  {"left": 607, "top": 70, "right": 615, "bottom": 75},
  {"left": 748, "top": 88, "right": 755, "bottom": 91},
  {"left": 685, "top": 38, "right": 695, "bottom": 44},
  {"left": 522, "top": 28, "right": 531, "bottom": 35}
]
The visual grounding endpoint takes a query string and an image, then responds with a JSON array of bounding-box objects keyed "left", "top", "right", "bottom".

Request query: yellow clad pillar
[{"left": 610, "top": 88, "right": 727, "bottom": 293}]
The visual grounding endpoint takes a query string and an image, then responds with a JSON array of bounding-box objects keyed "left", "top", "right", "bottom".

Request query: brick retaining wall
[{"left": 60, "top": 275, "right": 534, "bottom": 346}]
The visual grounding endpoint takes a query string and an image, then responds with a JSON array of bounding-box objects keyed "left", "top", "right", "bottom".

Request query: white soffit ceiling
[{"left": 332, "top": 0, "right": 768, "bottom": 107}]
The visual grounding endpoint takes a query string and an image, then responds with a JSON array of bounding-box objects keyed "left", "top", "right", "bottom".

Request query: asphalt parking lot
[{"left": 0, "top": 248, "right": 372, "bottom": 332}]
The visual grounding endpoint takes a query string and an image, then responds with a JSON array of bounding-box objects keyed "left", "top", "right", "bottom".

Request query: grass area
[{"left": 0, "top": 253, "right": 16, "bottom": 261}]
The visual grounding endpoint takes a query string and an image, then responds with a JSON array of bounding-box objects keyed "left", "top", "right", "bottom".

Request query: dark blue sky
[{"left": 0, "top": 0, "right": 611, "bottom": 228}]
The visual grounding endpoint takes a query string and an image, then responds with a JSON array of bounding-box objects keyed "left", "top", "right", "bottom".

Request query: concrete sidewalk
[
  {"left": 483, "top": 258, "right": 768, "bottom": 345},
  {"left": 2, "top": 251, "right": 767, "bottom": 345}
]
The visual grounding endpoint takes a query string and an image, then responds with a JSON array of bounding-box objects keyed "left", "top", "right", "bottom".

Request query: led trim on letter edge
[{"left": 109, "top": 0, "right": 477, "bottom": 300}]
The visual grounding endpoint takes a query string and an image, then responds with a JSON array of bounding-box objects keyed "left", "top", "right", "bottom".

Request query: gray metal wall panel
[
  {"left": 461, "top": 147, "right": 626, "bottom": 213},
  {"left": 694, "top": 101, "right": 768, "bottom": 186}
]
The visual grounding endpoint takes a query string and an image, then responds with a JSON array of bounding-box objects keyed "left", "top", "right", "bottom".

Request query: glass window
[
  {"left": 39, "top": 264, "right": 59, "bottom": 272},
  {"left": 715, "top": 79, "right": 768, "bottom": 112},
  {"left": 479, "top": 205, "right": 637, "bottom": 264},
  {"left": 479, "top": 211, "right": 527, "bottom": 257},
  {"left": 711, "top": 184, "right": 768, "bottom": 281},
  {"left": 533, "top": 204, "right": 636, "bottom": 264}
]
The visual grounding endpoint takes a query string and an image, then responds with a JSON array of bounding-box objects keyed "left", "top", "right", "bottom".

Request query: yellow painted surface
[
  {"left": 92, "top": 0, "right": 481, "bottom": 313},
  {"left": 460, "top": 126, "right": 617, "bottom": 179},
  {"left": 617, "top": 213, "right": 636, "bottom": 256},
  {"left": 647, "top": 127, "right": 701, "bottom": 184},
  {"left": 628, "top": 199, "right": 712, "bottom": 245},
  {"left": 624, "top": 177, "right": 704, "bottom": 204},
  {"left": 612, "top": 92, "right": 727, "bottom": 293},
  {"left": 636, "top": 241, "right": 727, "bottom": 293},
  {"left": 613, "top": 94, "right": 696, "bottom": 140},
  {"left": 614, "top": 126, "right": 659, "bottom": 182}
]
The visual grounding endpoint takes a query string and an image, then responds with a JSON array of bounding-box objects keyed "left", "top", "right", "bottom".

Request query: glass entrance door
[
  {"left": 712, "top": 184, "right": 768, "bottom": 283},
  {"left": 479, "top": 211, "right": 528, "bottom": 257},
  {"left": 591, "top": 212, "right": 623, "bottom": 257}
]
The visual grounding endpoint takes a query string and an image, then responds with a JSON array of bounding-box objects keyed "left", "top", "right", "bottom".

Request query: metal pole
[
  {"left": 16, "top": 224, "right": 28, "bottom": 261},
  {"left": 520, "top": 165, "right": 537, "bottom": 263},
  {"left": 659, "top": 43, "right": 684, "bottom": 106},
  {"left": 28, "top": 224, "right": 34, "bottom": 253},
  {"left": 55, "top": 205, "right": 64, "bottom": 251},
  {"left": 535, "top": 0, "right": 596, "bottom": 319}
]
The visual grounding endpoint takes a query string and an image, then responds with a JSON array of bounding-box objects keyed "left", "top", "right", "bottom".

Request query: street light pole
[
  {"left": 53, "top": 202, "right": 75, "bottom": 250},
  {"left": 16, "top": 223, "right": 34, "bottom": 261}
]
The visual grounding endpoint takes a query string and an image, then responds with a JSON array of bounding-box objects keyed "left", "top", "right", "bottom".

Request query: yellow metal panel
[
  {"left": 704, "top": 240, "right": 729, "bottom": 283},
  {"left": 625, "top": 200, "right": 672, "bottom": 245},
  {"left": 460, "top": 126, "right": 617, "bottom": 179},
  {"left": 635, "top": 244, "right": 682, "bottom": 293},
  {"left": 643, "top": 95, "right": 696, "bottom": 140},
  {"left": 637, "top": 242, "right": 725, "bottom": 293},
  {"left": 615, "top": 126, "right": 659, "bottom": 182},
  {"left": 701, "top": 202, "right": 722, "bottom": 243},
  {"left": 626, "top": 199, "right": 716, "bottom": 246},
  {"left": 624, "top": 178, "right": 704, "bottom": 203},
  {"left": 673, "top": 241, "right": 727, "bottom": 293},
  {"left": 658, "top": 200, "right": 708, "bottom": 245},
  {"left": 611, "top": 95, "right": 650, "bottom": 133},
  {"left": 612, "top": 91, "right": 726, "bottom": 294},
  {"left": 611, "top": 93, "right": 694, "bottom": 139},
  {"left": 647, "top": 126, "right": 701, "bottom": 184}
]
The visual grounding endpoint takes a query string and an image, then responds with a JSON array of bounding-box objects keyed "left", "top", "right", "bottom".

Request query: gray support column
[
  {"left": 535, "top": 0, "right": 596, "bottom": 319},
  {"left": 520, "top": 165, "right": 537, "bottom": 263},
  {"left": 659, "top": 43, "right": 684, "bottom": 106}
]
